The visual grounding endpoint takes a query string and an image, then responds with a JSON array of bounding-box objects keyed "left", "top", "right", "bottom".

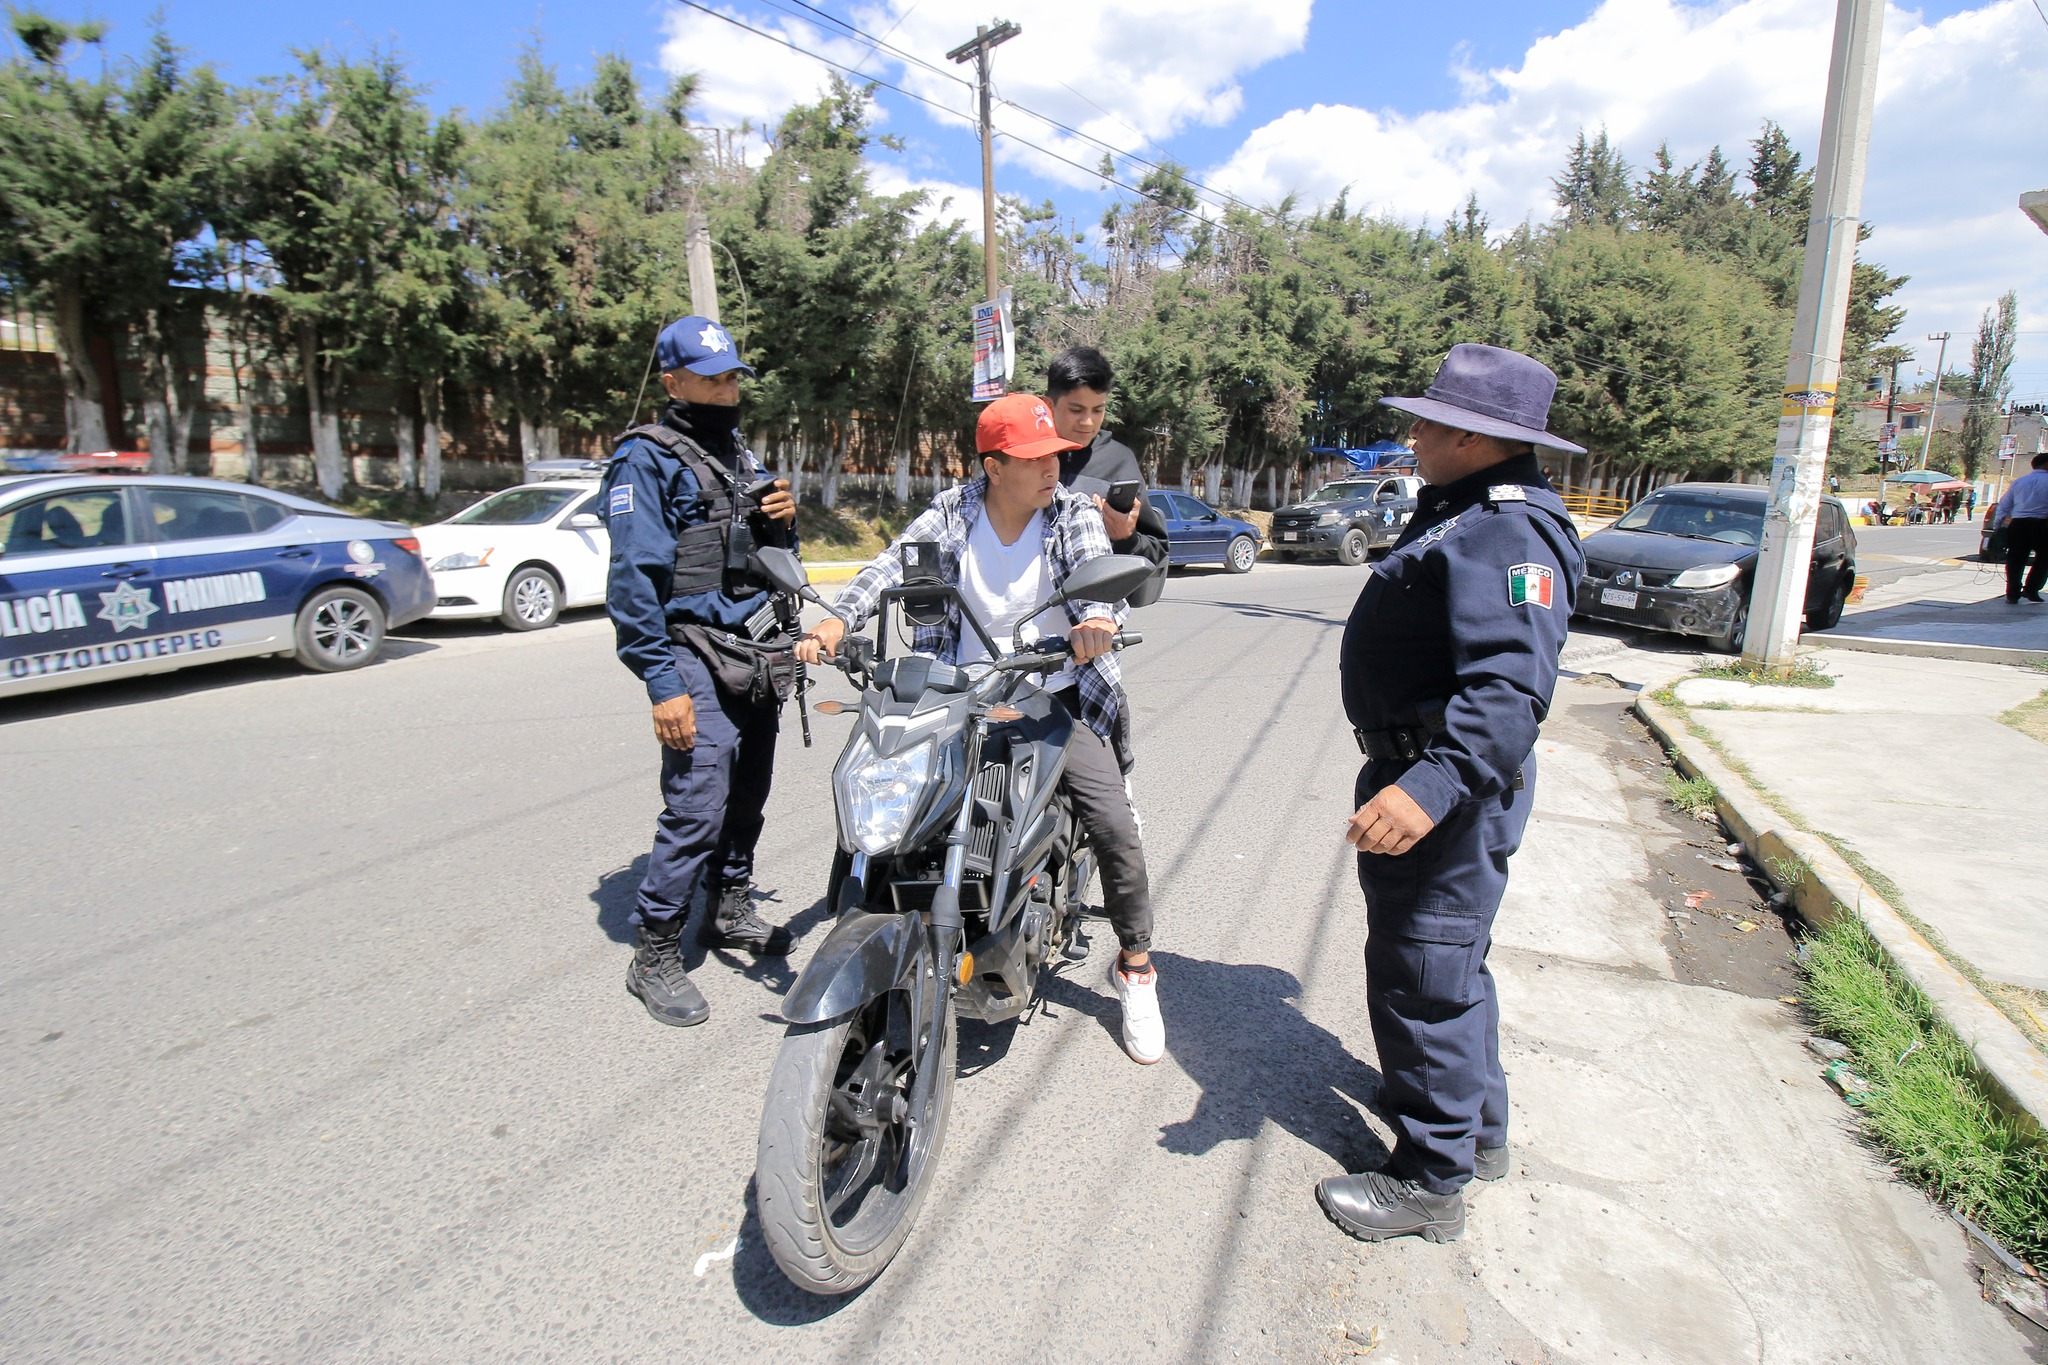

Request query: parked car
[
  {"left": 1269, "top": 474, "right": 1424, "bottom": 565},
  {"left": 523, "top": 457, "right": 608, "bottom": 483},
  {"left": 1575, "top": 482, "right": 1857, "bottom": 652},
  {"left": 416, "top": 481, "right": 609, "bottom": 630},
  {"left": 1148, "top": 490, "right": 1264, "bottom": 573},
  {"left": 0, "top": 473, "right": 433, "bottom": 697}
]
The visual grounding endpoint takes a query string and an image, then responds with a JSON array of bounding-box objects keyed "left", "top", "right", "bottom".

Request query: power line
[{"left": 666, "top": 1, "right": 1898, "bottom": 423}]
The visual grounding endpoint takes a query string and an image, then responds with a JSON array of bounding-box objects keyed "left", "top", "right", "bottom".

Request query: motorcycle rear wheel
[{"left": 756, "top": 987, "right": 956, "bottom": 1295}]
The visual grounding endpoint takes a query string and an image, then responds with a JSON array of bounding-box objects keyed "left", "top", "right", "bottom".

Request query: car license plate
[
  {"left": 1281, "top": 532, "right": 1300, "bottom": 542},
  {"left": 1600, "top": 587, "right": 1640, "bottom": 609}
]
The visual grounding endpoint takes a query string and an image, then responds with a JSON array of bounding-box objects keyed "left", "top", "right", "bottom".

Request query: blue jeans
[
  {"left": 1353, "top": 756, "right": 1536, "bottom": 1194},
  {"left": 636, "top": 644, "right": 780, "bottom": 934}
]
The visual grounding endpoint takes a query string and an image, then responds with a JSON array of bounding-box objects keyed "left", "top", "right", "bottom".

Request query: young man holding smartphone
[{"left": 1045, "top": 347, "right": 1169, "bottom": 576}]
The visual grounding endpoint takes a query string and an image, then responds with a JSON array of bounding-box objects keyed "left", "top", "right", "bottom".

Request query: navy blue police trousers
[
  {"left": 636, "top": 643, "right": 779, "bottom": 934},
  {"left": 1354, "top": 755, "right": 1537, "bottom": 1195}
]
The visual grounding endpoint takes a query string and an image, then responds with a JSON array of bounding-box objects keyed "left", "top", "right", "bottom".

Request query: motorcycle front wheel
[{"left": 755, "top": 986, "right": 956, "bottom": 1295}]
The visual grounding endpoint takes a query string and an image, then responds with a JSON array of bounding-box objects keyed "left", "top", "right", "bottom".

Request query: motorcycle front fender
[{"left": 780, "top": 909, "right": 928, "bottom": 1025}]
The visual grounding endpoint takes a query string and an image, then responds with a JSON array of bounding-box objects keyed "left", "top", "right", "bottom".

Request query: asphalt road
[{"left": 1, "top": 559, "right": 2022, "bottom": 1363}]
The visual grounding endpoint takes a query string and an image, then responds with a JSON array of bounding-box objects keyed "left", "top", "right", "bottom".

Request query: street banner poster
[
  {"left": 1878, "top": 423, "right": 1898, "bottom": 455},
  {"left": 971, "top": 288, "right": 1014, "bottom": 402},
  {"left": 1999, "top": 434, "right": 2017, "bottom": 462}
]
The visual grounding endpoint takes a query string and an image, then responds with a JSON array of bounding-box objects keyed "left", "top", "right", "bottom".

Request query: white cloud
[
  {"left": 657, "top": 5, "right": 878, "bottom": 148},
  {"left": 852, "top": 0, "right": 1315, "bottom": 187},
  {"left": 865, "top": 160, "right": 986, "bottom": 237},
  {"left": 1206, "top": 0, "right": 2048, "bottom": 389}
]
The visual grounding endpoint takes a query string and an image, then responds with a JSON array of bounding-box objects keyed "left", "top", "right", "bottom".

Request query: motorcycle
[{"left": 746, "top": 546, "right": 1154, "bottom": 1296}]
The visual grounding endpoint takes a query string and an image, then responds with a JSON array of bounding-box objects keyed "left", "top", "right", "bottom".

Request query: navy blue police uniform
[
  {"left": 1339, "top": 450, "right": 1583, "bottom": 1195},
  {"left": 603, "top": 398, "right": 800, "bottom": 948}
]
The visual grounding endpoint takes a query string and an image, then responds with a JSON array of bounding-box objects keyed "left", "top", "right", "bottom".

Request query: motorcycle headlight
[
  {"left": 1670, "top": 563, "right": 1743, "bottom": 590},
  {"left": 1315, "top": 511, "right": 1344, "bottom": 526},
  {"left": 838, "top": 734, "right": 935, "bottom": 855},
  {"left": 430, "top": 549, "right": 492, "bottom": 571}
]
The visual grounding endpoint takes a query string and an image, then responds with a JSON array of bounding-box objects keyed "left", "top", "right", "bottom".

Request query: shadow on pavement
[
  {"left": 589, "top": 857, "right": 833, "bottom": 997},
  {"left": 731, "top": 1177, "right": 863, "bottom": 1325},
  {"left": 0, "top": 641, "right": 439, "bottom": 725},
  {"left": 1145, "top": 951, "right": 1391, "bottom": 1173}
]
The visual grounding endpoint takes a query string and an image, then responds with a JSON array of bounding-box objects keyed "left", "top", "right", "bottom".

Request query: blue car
[
  {"left": 1147, "top": 489, "right": 1265, "bottom": 573},
  {"left": 0, "top": 474, "right": 434, "bottom": 698}
]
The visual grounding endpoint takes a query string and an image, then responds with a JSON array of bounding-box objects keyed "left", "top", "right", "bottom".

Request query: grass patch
[
  {"left": 1801, "top": 914, "right": 2048, "bottom": 1265},
  {"left": 1768, "top": 853, "right": 1809, "bottom": 894},
  {"left": 1693, "top": 654, "right": 1836, "bottom": 688},
  {"left": 1664, "top": 771, "right": 1718, "bottom": 817},
  {"left": 794, "top": 499, "right": 919, "bottom": 561},
  {"left": 1998, "top": 689, "right": 2048, "bottom": 745}
]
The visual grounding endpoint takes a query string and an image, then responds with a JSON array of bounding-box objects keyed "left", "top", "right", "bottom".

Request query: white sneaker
[{"left": 1110, "top": 957, "right": 1166, "bottom": 1064}]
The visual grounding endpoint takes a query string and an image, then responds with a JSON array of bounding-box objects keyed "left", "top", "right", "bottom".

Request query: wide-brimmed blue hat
[
  {"left": 656, "top": 315, "right": 755, "bottom": 378},
  {"left": 1380, "top": 344, "right": 1584, "bottom": 454}
]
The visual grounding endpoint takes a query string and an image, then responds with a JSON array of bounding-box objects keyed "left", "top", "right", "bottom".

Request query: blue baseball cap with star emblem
[{"left": 655, "top": 315, "right": 755, "bottom": 378}]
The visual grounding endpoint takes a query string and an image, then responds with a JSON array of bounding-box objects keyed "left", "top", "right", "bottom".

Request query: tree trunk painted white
[
  {"left": 394, "top": 409, "right": 417, "bottom": 492},
  {"left": 143, "top": 397, "right": 172, "bottom": 475},
  {"left": 820, "top": 427, "right": 844, "bottom": 511},
  {"left": 49, "top": 282, "right": 109, "bottom": 454},
  {"left": 893, "top": 449, "right": 910, "bottom": 505},
  {"left": 299, "top": 322, "right": 346, "bottom": 499},
  {"left": 420, "top": 381, "right": 443, "bottom": 501}
]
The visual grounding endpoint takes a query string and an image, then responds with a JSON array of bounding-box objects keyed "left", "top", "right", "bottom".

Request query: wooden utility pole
[{"left": 947, "top": 20, "right": 1020, "bottom": 302}]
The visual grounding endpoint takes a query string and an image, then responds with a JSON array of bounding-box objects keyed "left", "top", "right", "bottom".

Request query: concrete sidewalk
[{"left": 1669, "top": 647, "right": 2048, "bottom": 1046}]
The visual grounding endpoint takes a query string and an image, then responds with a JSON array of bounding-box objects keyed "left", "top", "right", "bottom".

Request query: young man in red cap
[{"left": 798, "top": 393, "right": 1164, "bottom": 1064}]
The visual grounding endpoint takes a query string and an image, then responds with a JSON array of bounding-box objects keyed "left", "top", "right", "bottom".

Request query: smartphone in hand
[{"left": 1104, "top": 479, "right": 1143, "bottom": 514}]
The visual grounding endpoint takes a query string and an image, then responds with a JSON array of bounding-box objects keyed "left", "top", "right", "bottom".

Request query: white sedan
[{"left": 416, "top": 481, "right": 609, "bottom": 630}]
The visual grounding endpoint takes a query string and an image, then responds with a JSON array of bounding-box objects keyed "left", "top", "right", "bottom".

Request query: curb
[
  {"left": 1810, "top": 634, "right": 2048, "bottom": 668},
  {"left": 1633, "top": 693, "right": 2048, "bottom": 1136}
]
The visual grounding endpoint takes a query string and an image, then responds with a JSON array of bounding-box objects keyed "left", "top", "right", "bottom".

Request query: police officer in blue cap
[
  {"left": 603, "top": 315, "right": 800, "bottom": 1028},
  {"left": 1318, "top": 344, "right": 1586, "bottom": 1242}
]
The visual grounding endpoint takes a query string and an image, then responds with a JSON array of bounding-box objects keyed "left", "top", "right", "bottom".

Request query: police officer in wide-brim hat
[
  {"left": 1319, "top": 343, "right": 1587, "bottom": 1242},
  {"left": 602, "top": 315, "right": 801, "bottom": 1028}
]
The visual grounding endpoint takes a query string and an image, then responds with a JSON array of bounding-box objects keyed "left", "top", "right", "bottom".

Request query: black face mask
[{"left": 674, "top": 401, "right": 741, "bottom": 459}]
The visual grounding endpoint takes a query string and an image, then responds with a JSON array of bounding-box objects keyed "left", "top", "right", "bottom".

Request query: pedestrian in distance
[
  {"left": 602, "top": 315, "right": 803, "bottom": 1028},
  {"left": 1993, "top": 451, "right": 2048, "bottom": 604},
  {"left": 799, "top": 393, "right": 1167, "bottom": 1065},
  {"left": 1319, "top": 344, "right": 1585, "bottom": 1245}
]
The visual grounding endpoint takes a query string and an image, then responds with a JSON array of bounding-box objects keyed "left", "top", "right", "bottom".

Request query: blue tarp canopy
[{"left": 1309, "top": 441, "right": 1414, "bottom": 472}]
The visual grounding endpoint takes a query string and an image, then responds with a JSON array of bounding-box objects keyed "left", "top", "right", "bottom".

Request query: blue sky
[{"left": 38, "top": 1, "right": 2048, "bottom": 407}]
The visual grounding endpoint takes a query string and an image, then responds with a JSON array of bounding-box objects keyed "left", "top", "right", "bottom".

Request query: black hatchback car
[
  {"left": 1270, "top": 474, "right": 1423, "bottom": 565},
  {"left": 1575, "top": 483, "right": 1856, "bottom": 652}
]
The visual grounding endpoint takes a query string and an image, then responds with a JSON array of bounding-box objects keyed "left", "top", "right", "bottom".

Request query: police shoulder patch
[
  {"left": 608, "top": 485, "right": 634, "bottom": 516},
  {"left": 1488, "top": 484, "right": 1528, "bottom": 502},
  {"left": 1507, "top": 562, "right": 1554, "bottom": 609}
]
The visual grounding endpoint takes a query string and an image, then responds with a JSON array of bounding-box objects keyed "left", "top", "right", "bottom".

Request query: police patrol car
[{"left": 0, "top": 473, "right": 434, "bottom": 698}]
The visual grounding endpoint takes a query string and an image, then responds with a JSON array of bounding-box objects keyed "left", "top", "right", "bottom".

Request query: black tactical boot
[
  {"left": 699, "top": 881, "right": 793, "bottom": 956},
  {"left": 626, "top": 925, "right": 709, "bottom": 1027},
  {"left": 1474, "top": 1143, "right": 1510, "bottom": 1182},
  {"left": 1316, "top": 1171, "right": 1466, "bottom": 1243}
]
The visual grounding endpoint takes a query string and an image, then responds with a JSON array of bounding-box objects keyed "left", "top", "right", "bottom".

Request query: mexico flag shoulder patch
[{"left": 1507, "top": 562, "right": 1554, "bottom": 609}]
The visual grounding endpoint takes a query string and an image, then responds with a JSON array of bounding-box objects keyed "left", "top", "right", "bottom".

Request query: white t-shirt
[{"left": 956, "top": 509, "right": 1078, "bottom": 691}]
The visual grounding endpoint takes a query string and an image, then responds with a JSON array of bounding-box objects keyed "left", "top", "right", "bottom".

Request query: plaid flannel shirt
[{"left": 831, "top": 476, "right": 1135, "bottom": 769}]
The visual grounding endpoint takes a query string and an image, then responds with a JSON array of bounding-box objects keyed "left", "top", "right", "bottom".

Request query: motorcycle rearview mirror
[
  {"left": 1047, "top": 553, "right": 1156, "bottom": 608},
  {"left": 749, "top": 546, "right": 815, "bottom": 599}
]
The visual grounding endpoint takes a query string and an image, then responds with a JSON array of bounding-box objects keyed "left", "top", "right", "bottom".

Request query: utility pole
[
  {"left": 1745, "top": 0, "right": 1884, "bottom": 670},
  {"left": 685, "top": 204, "right": 719, "bottom": 324},
  {"left": 947, "top": 20, "right": 1020, "bottom": 303},
  {"left": 1919, "top": 330, "right": 1950, "bottom": 469}
]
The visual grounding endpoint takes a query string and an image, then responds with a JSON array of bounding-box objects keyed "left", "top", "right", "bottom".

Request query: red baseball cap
[{"left": 975, "top": 393, "right": 1080, "bottom": 459}]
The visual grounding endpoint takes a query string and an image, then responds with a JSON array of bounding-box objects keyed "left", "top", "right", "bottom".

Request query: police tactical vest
[{"left": 613, "top": 420, "right": 753, "bottom": 600}]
